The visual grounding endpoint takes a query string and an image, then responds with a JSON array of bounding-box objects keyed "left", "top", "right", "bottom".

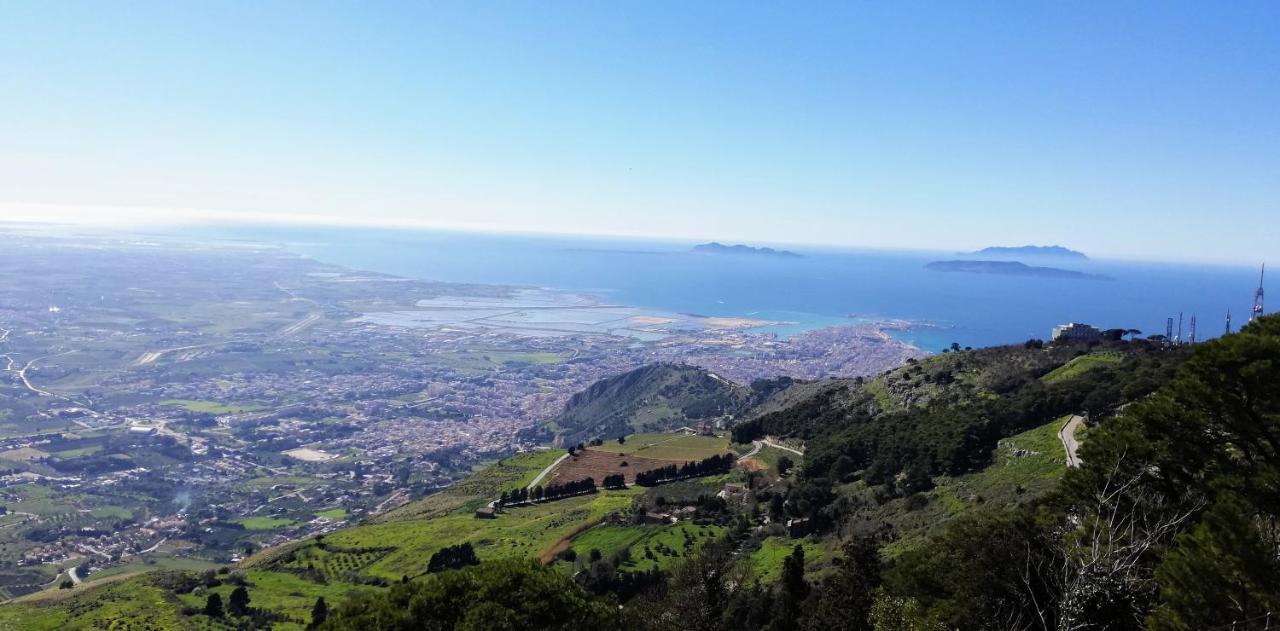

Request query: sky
[{"left": 1, "top": 2, "right": 1277, "bottom": 262}]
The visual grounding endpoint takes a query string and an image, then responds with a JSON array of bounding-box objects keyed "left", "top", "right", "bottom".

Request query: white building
[{"left": 1051, "top": 322, "right": 1103, "bottom": 342}]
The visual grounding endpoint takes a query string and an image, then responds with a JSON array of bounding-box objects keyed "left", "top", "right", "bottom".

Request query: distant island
[
  {"left": 692, "top": 242, "right": 803, "bottom": 258},
  {"left": 970, "top": 245, "right": 1088, "bottom": 260},
  {"left": 926, "top": 260, "right": 1110, "bottom": 280}
]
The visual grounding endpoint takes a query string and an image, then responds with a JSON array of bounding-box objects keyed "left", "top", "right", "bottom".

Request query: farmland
[
  {"left": 547, "top": 449, "right": 670, "bottom": 485},
  {"left": 604, "top": 432, "right": 735, "bottom": 461},
  {"left": 567, "top": 522, "right": 726, "bottom": 572}
]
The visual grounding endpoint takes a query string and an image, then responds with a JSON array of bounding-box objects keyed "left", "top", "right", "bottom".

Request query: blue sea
[{"left": 187, "top": 225, "right": 1263, "bottom": 352}]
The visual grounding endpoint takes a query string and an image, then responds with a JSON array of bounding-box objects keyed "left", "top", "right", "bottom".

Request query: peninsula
[{"left": 926, "top": 260, "right": 1110, "bottom": 280}]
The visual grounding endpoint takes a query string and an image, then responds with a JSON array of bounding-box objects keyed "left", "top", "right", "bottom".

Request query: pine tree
[
  {"left": 203, "top": 593, "right": 224, "bottom": 618},
  {"left": 228, "top": 585, "right": 250, "bottom": 616},
  {"left": 310, "top": 596, "right": 328, "bottom": 629}
]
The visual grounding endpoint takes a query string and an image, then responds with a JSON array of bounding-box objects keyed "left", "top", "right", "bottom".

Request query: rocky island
[{"left": 970, "top": 245, "right": 1088, "bottom": 260}]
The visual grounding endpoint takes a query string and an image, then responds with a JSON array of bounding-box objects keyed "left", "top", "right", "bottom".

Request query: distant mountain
[
  {"left": 692, "top": 242, "right": 803, "bottom": 258},
  {"left": 971, "top": 245, "right": 1088, "bottom": 260},
  {"left": 926, "top": 260, "right": 1110, "bottom": 280}
]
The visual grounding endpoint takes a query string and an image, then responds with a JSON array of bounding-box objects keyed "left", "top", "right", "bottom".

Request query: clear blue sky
[{"left": 1, "top": 2, "right": 1276, "bottom": 262}]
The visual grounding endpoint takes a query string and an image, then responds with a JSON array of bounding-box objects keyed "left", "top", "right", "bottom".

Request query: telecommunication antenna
[
  {"left": 1188, "top": 315, "right": 1197, "bottom": 344},
  {"left": 1251, "top": 264, "right": 1266, "bottom": 322},
  {"left": 1225, "top": 309, "right": 1232, "bottom": 336},
  {"left": 1176, "top": 312, "right": 1183, "bottom": 345},
  {"left": 1165, "top": 317, "right": 1174, "bottom": 347}
]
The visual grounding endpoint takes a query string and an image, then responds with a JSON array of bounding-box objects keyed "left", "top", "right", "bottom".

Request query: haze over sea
[{"left": 191, "top": 225, "right": 1263, "bottom": 352}]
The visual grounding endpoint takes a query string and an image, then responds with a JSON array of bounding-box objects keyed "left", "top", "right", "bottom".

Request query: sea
[{"left": 184, "top": 225, "right": 1263, "bottom": 352}]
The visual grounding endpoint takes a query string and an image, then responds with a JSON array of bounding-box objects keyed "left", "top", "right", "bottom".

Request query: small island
[
  {"left": 692, "top": 242, "right": 803, "bottom": 258},
  {"left": 925, "top": 260, "right": 1110, "bottom": 280},
  {"left": 970, "top": 245, "right": 1088, "bottom": 260}
]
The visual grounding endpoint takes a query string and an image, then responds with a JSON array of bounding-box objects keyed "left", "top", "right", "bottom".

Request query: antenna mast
[
  {"left": 1188, "top": 315, "right": 1197, "bottom": 344},
  {"left": 1225, "top": 309, "right": 1232, "bottom": 336},
  {"left": 1251, "top": 264, "right": 1266, "bottom": 322}
]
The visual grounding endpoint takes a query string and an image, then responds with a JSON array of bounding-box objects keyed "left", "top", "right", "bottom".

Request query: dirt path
[
  {"left": 1059, "top": 415, "right": 1084, "bottom": 468},
  {"left": 526, "top": 453, "right": 571, "bottom": 491},
  {"left": 761, "top": 438, "right": 804, "bottom": 456}
]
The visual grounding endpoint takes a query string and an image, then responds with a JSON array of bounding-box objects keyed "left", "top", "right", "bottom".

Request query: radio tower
[
  {"left": 1225, "top": 309, "right": 1232, "bottom": 336},
  {"left": 1165, "top": 317, "right": 1174, "bottom": 347},
  {"left": 1251, "top": 264, "right": 1265, "bottom": 322},
  {"left": 1188, "top": 315, "right": 1197, "bottom": 344},
  {"left": 1176, "top": 312, "right": 1183, "bottom": 345}
]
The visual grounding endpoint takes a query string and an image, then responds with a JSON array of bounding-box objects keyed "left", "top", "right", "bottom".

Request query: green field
[
  {"left": 314, "top": 507, "right": 347, "bottom": 520},
  {"left": 568, "top": 522, "right": 726, "bottom": 572},
  {"left": 175, "top": 568, "right": 376, "bottom": 630},
  {"left": 237, "top": 516, "right": 298, "bottom": 530},
  {"left": 748, "top": 537, "right": 829, "bottom": 583},
  {"left": 1040, "top": 352, "right": 1123, "bottom": 383},
  {"left": 160, "top": 399, "right": 267, "bottom": 414},
  {"left": 324, "top": 487, "right": 642, "bottom": 579},
  {"left": 434, "top": 350, "right": 567, "bottom": 372},
  {"left": 598, "top": 432, "right": 733, "bottom": 461}
]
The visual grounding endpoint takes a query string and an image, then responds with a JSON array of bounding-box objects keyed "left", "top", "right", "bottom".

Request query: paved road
[
  {"left": 68, "top": 566, "right": 81, "bottom": 586},
  {"left": 1060, "top": 415, "right": 1084, "bottom": 468}
]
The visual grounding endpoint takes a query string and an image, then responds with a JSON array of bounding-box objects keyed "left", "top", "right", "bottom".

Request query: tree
[
  {"left": 310, "top": 596, "right": 328, "bottom": 629},
  {"left": 322, "top": 559, "right": 616, "bottom": 630},
  {"left": 203, "top": 592, "right": 224, "bottom": 618},
  {"left": 228, "top": 585, "right": 250, "bottom": 616},
  {"left": 769, "top": 545, "right": 809, "bottom": 630},
  {"left": 777, "top": 456, "right": 794, "bottom": 476},
  {"left": 618, "top": 435, "right": 627, "bottom": 445},
  {"left": 803, "top": 537, "right": 881, "bottom": 631}
]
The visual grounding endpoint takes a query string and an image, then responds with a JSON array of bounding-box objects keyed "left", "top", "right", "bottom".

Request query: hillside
[
  {"left": 531, "top": 363, "right": 765, "bottom": 446},
  {"left": 4, "top": 326, "right": 1236, "bottom": 630}
]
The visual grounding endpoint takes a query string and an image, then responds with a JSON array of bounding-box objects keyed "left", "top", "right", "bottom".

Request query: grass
[
  {"left": 568, "top": 522, "right": 725, "bottom": 572},
  {"left": 863, "top": 378, "right": 895, "bottom": 410},
  {"left": 0, "top": 574, "right": 190, "bottom": 630},
  {"left": 383, "top": 449, "right": 567, "bottom": 520},
  {"left": 83, "top": 555, "right": 220, "bottom": 582},
  {"left": 599, "top": 432, "right": 732, "bottom": 461},
  {"left": 1041, "top": 352, "right": 1124, "bottom": 384},
  {"left": 237, "top": 516, "right": 298, "bottom": 530},
  {"left": 325, "top": 487, "right": 642, "bottom": 580},
  {"left": 314, "top": 508, "right": 347, "bottom": 520},
  {"left": 175, "top": 568, "right": 375, "bottom": 630},
  {"left": 160, "top": 399, "right": 267, "bottom": 414},
  {"left": 748, "top": 537, "right": 829, "bottom": 583}
]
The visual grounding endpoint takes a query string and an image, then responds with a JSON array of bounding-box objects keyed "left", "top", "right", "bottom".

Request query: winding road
[
  {"left": 1059, "top": 415, "right": 1084, "bottom": 468},
  {"left": 737, "top": 438, "right": 805, "bottom": 462}
]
